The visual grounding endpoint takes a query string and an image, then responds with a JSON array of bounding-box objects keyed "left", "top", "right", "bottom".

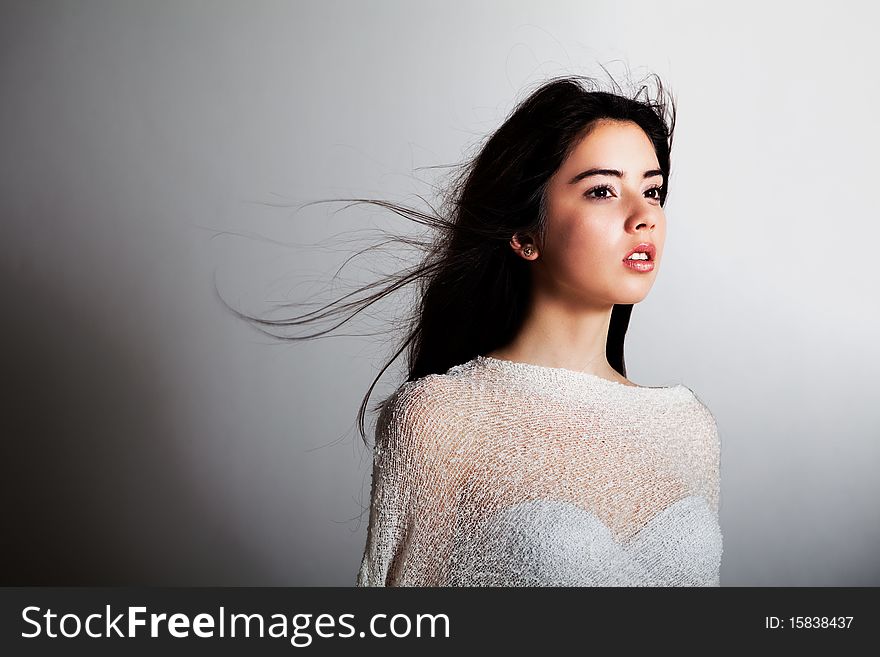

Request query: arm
[
  {"left": 707, "top": 416, "right": 721, "bottom": 516},
  {"left": 681, "top": 388, "right": 722, "bottom": 517},
  {"left": 356, "top": 380, "right": 462, "bottom": 586}
]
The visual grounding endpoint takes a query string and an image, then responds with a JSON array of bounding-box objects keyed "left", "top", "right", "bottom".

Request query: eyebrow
[{"left": 568, "top": 168, "right": 664, "bottom": 184}]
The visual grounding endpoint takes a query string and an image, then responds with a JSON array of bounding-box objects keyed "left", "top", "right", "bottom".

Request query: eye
[
  {"left": 584, "top": 184, "right": 665, "bottom": 201},
  {"left": 584, "top": 184, "right": 616, "bottom": 200},
  {"left": 645, "top": 185, "right": 664, "bottom": 201}
]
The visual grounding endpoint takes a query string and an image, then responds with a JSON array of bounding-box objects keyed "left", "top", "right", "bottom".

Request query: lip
[
  {"left": 622, "top": 242, "right": 656, "bottom": 273},
  {"left": 623, "top": 242, "right": 656, "bottom": 260},
  {"left": 622, "top": 258, "right": 655, "bottom": 272}
]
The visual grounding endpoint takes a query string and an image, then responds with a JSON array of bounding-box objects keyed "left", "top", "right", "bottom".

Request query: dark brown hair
[{"left": 219, "top": 72, "right": 677, "bottom": 444}]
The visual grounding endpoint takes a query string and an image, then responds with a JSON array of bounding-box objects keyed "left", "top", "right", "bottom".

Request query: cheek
[
  {"left": 545, "top": 219, "right": 611, "bottom": 271},
  {"left": 653, "top": 221, "right": 667, "bottom": 255}
]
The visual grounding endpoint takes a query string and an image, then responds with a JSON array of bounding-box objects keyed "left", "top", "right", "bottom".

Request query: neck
[{"left": 487, "top": 290, "right": 620, "bottom": 379}]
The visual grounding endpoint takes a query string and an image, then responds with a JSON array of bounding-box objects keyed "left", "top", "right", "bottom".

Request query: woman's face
[{"left": 534, "top": 119, "right": 666, "bottom": 307}]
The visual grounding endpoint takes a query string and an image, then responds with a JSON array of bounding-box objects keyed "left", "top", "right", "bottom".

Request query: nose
[
  {"left": 624, "top": 186, "right": 661, "bottom": 233},
  {"left": 628, "top": 207, "right": 656, "bottom": 232}
]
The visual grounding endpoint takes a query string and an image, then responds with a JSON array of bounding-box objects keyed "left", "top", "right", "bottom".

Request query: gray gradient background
[{"left": 2, "top": 0, "right": 878, "bottom": 586}]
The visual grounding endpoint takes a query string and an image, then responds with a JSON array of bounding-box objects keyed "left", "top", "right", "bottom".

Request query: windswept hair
[{"left": 218, "top": 71, "right": 677, "bottom": 445}]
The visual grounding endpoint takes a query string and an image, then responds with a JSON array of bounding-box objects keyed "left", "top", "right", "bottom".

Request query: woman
[
  {"left": 229, "top": 73, "right": 722, "bottom": 586},
  {"left": 351, "top": 74, "right": 723, "bottom": 586}
]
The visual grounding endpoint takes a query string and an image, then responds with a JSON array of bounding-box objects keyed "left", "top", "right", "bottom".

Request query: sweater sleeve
[
  {"left": 680, "top": 388, "right": 722, "bottom": 518},
  {"left": 707, "top": 416, "right": 721, "bottom": 516},
  {"left": 356, "top": 380, "right": 461, "bottom": 586},
  {"left": 696, "top": 401, "right": 721, "bottom": 517}
]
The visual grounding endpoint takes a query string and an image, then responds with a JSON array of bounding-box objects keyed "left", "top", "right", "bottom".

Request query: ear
[{"left": 510, "top": 233, "right": 539, "bottom": 260}]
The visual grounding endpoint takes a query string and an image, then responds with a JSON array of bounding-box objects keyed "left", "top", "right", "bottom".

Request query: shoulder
[
  {"left": 374, "top": 373, "right": 470, "bottom": 458},
  {"left": 678, "top": 385, "right": 721, "bottom": 449},
  {"left": 378, "top": 373, "right": 463, "bottom": 424}
]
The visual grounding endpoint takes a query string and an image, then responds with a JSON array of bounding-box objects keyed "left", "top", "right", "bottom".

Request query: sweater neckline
[{"left": 470, "top": 354, "right": 686, "bottom": 393}]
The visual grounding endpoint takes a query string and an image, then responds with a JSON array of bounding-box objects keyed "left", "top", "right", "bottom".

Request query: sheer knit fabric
[{"left": 356, "top": 355, "right": 723, "bottom": 587}]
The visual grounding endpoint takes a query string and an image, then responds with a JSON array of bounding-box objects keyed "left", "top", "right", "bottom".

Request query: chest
[{"left": 447, "top": 494, "right": 723, "bottom": 586}]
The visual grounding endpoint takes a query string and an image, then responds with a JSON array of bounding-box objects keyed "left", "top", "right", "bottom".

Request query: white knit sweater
[{"left": 356, "top": 355, "right": 722, "bottom": 587}]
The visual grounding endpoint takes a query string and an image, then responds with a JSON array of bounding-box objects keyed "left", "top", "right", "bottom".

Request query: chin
[
  {"left": 618, "top": 295, "right": 650, "bottom": 306},
  {"left": 616, "top": 286, "right": 653, "bottom": 305}
]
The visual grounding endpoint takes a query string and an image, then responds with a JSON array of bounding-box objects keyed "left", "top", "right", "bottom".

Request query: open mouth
[
  {"left": 622, "top": 257, "right": 654, "bottom": 271},
  {"left": 624, "top": 242, "right": 656, "bottom": 261},
  {"left": 622, "top": 245, "right": 655, "bottom": 272},
  {"left": 624, "top": 253, "right": 652, "bottom": 262}
]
